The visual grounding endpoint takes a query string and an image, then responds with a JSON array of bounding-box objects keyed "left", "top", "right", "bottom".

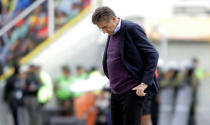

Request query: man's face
[
  {"left": 77, "top": 69, "right": 83, "bottom": 76},
  {"left": 62, "top": 70, "right": 70, "bottom": 77},
  {"left": 97, "top": 16, "right": 118, "bottom": 36}
]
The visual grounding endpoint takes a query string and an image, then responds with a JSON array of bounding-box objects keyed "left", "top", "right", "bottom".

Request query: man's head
[
  {"left": 192, "top": 57, "right": 199, "bottom": 68},
  {"left": 92, "top": 6, "right": 119, "bottom": 36},
  {"left": 76, "top": 66, "right": 85, "bottom": 76},
  {"left": 28, "top": 64, "right": 36, "bottom": 73},
  {"left": 61, "top": 66, "right": 71, "bottom": 77}
]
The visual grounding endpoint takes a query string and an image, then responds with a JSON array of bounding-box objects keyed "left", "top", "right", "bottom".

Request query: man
[
  {"left": 55, "top": 66, "right": 75, "bottom": 115},
  {"left": 24, "top": 65, "right": 42, "bottom": 125},
  {"left": 3, "top": 63, "right": 24, "bottom": 125},
  {"left": 92, "top": 6, "right": 159, "bottom": 125}
]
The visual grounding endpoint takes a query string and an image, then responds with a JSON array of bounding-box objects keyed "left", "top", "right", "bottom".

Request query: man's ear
[{"left": 112, "top": 16, "right": 117, "bottom": 21}]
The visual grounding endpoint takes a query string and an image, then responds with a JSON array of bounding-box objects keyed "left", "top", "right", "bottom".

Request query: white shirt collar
[{"left": 113, "top": 18, "right": 121, "bottom": 35}]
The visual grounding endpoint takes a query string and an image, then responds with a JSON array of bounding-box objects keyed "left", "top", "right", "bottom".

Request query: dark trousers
[
  {"left": 10, "top": 101, "right": 19, "bottom": 125},
  {"left": 24, "top": 96, "right": 41, "bottom": 125},
  {"left": 111, "top": 90, "right": 147, "bottom": 125}
]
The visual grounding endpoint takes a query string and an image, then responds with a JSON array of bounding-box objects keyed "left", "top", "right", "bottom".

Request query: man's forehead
[{"left": 97, "top": 20, "right": 108, "bottom": 27}]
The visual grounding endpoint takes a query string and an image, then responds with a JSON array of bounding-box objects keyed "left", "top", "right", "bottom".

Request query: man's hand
[{"left": 132, "top": 83, "right": 148, "bottom": 96}]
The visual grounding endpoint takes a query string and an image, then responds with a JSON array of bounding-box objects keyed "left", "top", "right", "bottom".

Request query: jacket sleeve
[{"left": 127, "top": 23, "right": 159, "bottom": 86}]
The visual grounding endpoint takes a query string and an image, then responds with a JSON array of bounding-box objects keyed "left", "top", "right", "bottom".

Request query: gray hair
[{"left": 92, "top": 6, "right": 116, "bottom": 24}]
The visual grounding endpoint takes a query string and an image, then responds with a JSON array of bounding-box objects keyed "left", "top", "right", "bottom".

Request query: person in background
[
  {"left": 74, "top": 91, "right": 98, "bottom": 125},
  {"left": 37, "top": 65, "right": 53, "bottom": 104},
  {"left": 0, "top": 7, "right": 13, "bottom": 26},
  {"left": 189, "top": 58, "right": 203, "bottom": 125},
  {"left": 158, "top": 65, "right": 182, "bottom": 125},
  {"left": 76, "top": 65, "right": 88, "bottom": 80},
  {"left": 192, "top": 58, "right": 204, "bottom": 81},
  {"left": 55, "top": 65, "right": 75, "bottom": 116},
  {"left": 170, "top": 62, "right": 198, "bottom": 125},
  {"left": 73, "top": 65, "right": 88, "bottom": 98},
  {"left": 55, "top": 10, "right": 67, "bottom": 31},
  {"left": 95, "top": 89, "right": 110, "bottom": 125},
  {"left": 3, "top": 63, "right": 25, "bottom": 125},
  {"left": 0, "top": 39, "right": 4, "bottom": 75},
  {"left": 23, "top": 64, "right": 42, "bottom": 125}
]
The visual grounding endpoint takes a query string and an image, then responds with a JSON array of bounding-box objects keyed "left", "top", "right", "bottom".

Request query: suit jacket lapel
[
  {"left": 102, "top": 36, "right": 110, "bottom": 77},
  {"left": 119, "top": 20, "right": 125, "bottom": 62}
]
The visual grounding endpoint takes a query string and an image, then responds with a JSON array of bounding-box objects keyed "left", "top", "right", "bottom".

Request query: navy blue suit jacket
[{"left": 102, "top": 20, "right": 159, "bottom": 95}]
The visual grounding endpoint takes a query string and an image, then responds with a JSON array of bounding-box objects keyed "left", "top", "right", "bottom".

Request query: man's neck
[{"left": 115, "top": 18, "right": 120, "bottom": 28}]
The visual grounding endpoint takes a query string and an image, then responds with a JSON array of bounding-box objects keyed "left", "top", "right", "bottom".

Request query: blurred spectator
[
  {"left": 55, "top": 10, "right": 67, "bottom": 31},
  {"left": 23, "top": 64, "right": 42, "bottom": 125},
  {"left": 37, "top": 16, "right": 48, "bottom": 41},
  {"left": 27, "top": 15, "right": 39, "bottom": 38},
  {"left": 7, "top": 39, "right": 24, "bottom": 65},
  {"left": 55, "top": 65, "right": 75, "bottom": 116},
  {"left": 0, "top": 1, "right": 2, "bottom": 14},
  {"left": 0, "top": 7, "right": 13, "bottom": 26},
  {"left": 160, "top": 67, "right": 181, "bottom": 89},
  {"left": 158, "top": 66, "right": 182, "bottom": 125},
  {"left": 81, "top": 0, "right": 91, "bottom": 9},
  {"left": 73, "top": 67, "right": 106, "bottom": 125},
  {"left": 0, "top": 37, "right": 10, "bottom": 65},
  {"left": 88, "top": 67, "right": 103, "bottom": 95},
  {"left": 10, "top": 19, "right": 28, "bottom": 45},
  {"left": 74, "top": 92, "right": 98, "bottom": 125},
  {"left": 3, "top": 63, "right": 25, "bottom": 125},
  {"left": 73, "top": 66, "right": 88, "bottom": 97},
  {"left": 0, "top": 61, "right": 3, "bottom": 75},
  {"left": 13, "top": 0, "right": 30, "bottom": 16},
  {"left": 170, "top": 64, "right": 198, "bottom": 125},
  {"left": 67, "top": 2, "right": 81, "bottom": 21},
  {"left": 158, "top": 59, "right": 201, "bottom": 125},
  {"left": 189, "top": 58, "right": 203, "bottom": 125},
  {"left": 0, "top": 39, "right": 4, "bottom": 69},
  {"left": 76, "top": 66, "right": 88, "bottom": 80},
  {"left": 57, "top": 0, "right": 74, "bottom": 15},
  {"left": 21, "top": 37, "right": 36, "bottom": 55},
  {"left": 36, "top": 65, "right": 53, "bottom": 104},
  {"left": 192, "top": 58, "right": 204, "bottom": 80},
  {"left": 0, "top": 38, "right": 4, "bottom": 52},
  {"left": 95, "top": 90, "right": 110, "bottom": 125}
]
